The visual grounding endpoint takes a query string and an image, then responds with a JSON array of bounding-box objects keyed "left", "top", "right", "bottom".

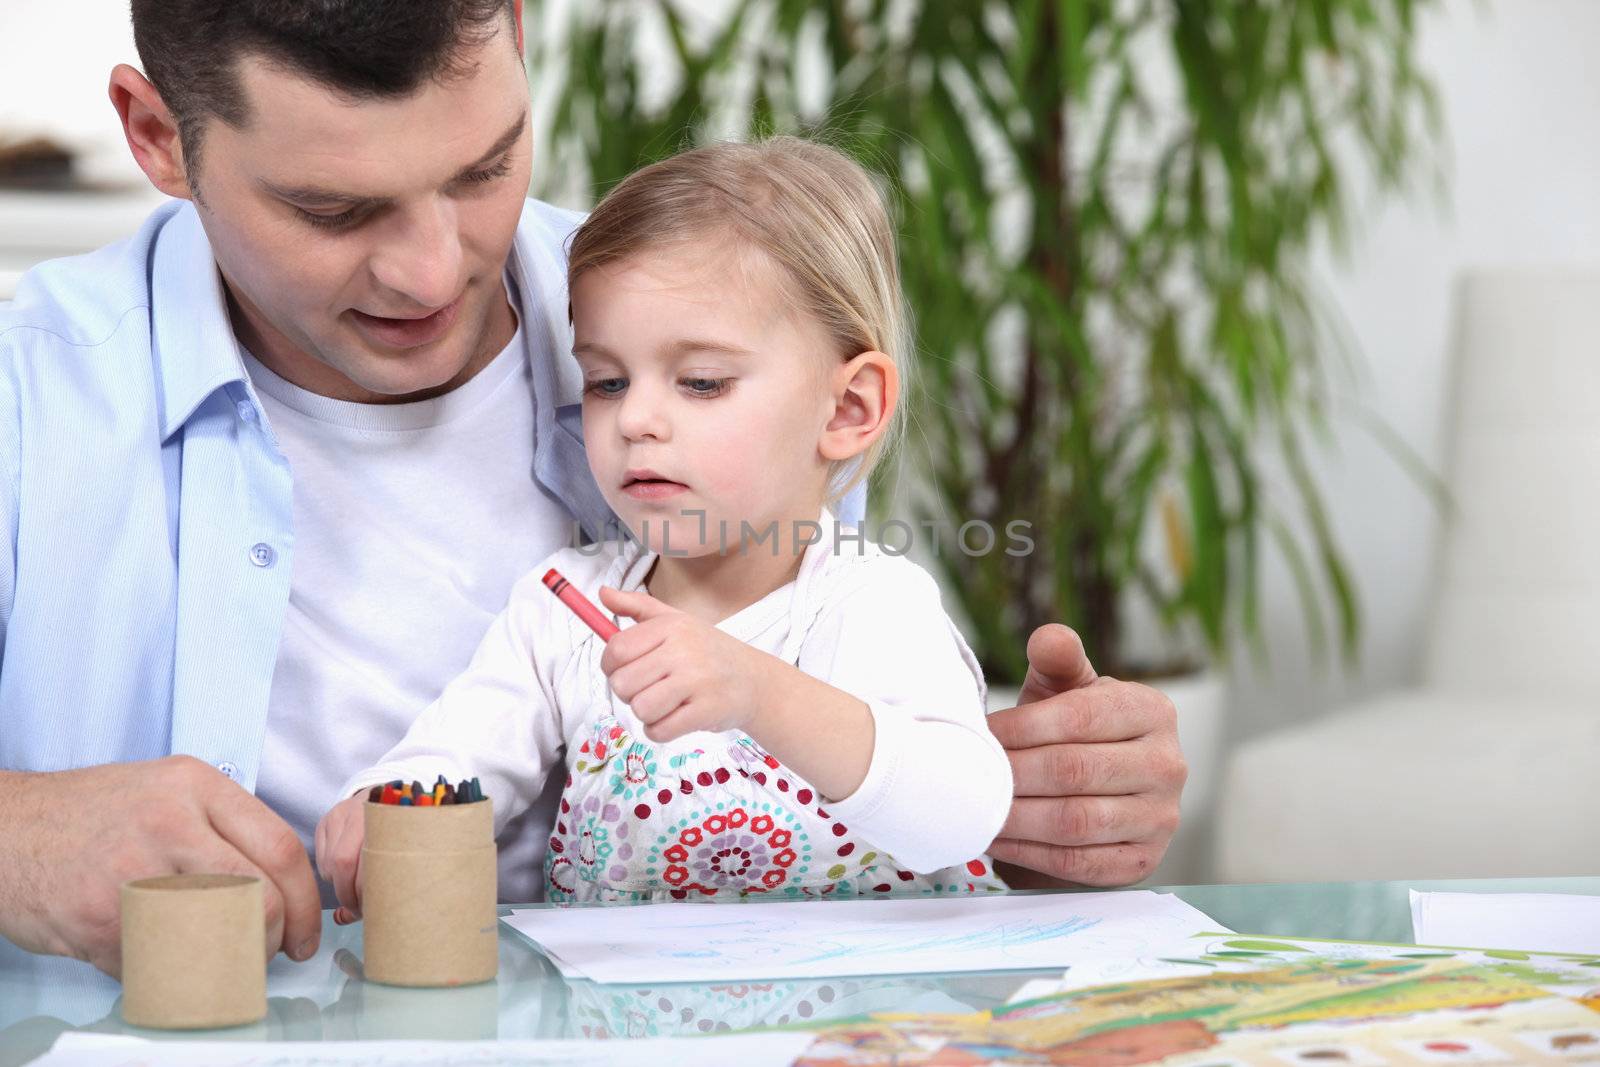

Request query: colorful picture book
[{"left": 790, "top": 932, "right": 1600, "bottom": 1065}]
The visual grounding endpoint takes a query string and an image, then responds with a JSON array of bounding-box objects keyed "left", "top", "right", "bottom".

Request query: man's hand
[
  {"left": 597, "top": 586, "right": 772, "bottom": 742},
  {"left": 315, "top": 793, "right": 368, "bottom": 927},
  {"left": 0, "top": 757, "right": 322, "bottom": 977},
  {"left": 986, "top": 624, "right": 1187, "bottom": 887}
]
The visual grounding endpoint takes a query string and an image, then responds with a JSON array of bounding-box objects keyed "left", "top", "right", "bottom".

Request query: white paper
[
  {"left": 37, "top": 1030, "right": 815, "bottom": 1066},
  {"left": 503, "top": 890, "right": 1226, "bottom": 984},
  {"left": 1410, "top": 889, "right": 1600, "bottom": 953}
]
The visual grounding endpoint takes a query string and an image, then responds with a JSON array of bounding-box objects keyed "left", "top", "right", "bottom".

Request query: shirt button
[
  {"left": 237, "top": 400, "right": 256, "bottom": 421},
  {"left": 217, "top": 761, "right": 241, "bottom": 782},
  {"left": 249, "top": 543, "right": 276, "bottom": 568}
]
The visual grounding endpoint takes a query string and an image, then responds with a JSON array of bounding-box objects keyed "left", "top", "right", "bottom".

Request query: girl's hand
[
  {"left": 314, "top": 792, "right": 368, "bottom": 925},
  {"left": 597, "top": 586, "right": 775, "bottom": 742}
]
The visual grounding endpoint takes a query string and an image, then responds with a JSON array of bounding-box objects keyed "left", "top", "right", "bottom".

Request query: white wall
[
  {"left": 0, "top": 0, "right": 145, "bottom": 184},
  {"left": 1230, "top": 0, "right": 1600, "bottom": 741}
]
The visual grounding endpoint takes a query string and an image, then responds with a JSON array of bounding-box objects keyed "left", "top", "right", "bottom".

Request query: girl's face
[{"left": 570, "top": 244, "right": 840, "bottom": 555}]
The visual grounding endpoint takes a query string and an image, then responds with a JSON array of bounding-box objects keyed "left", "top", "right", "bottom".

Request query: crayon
[
  {"left": 363, "top": 775, "right": 498, "bottom": 805},
  {"left": 542, "top": 569, "right": 620, "bottom": 642}
]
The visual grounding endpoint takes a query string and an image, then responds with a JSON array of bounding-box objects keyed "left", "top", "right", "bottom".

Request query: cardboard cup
[
  {"left": 360, "top": 799, "right": 498, "bottom": 987},
  {"left": 120, "top": 873, "right": 268, "bottom": 1029}
]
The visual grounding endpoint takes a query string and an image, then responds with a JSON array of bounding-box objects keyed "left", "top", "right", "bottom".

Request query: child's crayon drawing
[{"left": 505, "top": 890, "right": 1223, "bottom": 983}]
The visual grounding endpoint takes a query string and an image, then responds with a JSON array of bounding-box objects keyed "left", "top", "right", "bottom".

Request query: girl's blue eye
[
  {"left": 585, "top": 378, "right": 627, "bottom": 397},
  {"left": 682, "top": 377, "right": 730, "bottom": 397}
]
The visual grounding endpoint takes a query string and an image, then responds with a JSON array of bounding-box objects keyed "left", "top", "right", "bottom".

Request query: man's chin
[{"left": 323, "top": 344, "right": 478, "bottom": 404}]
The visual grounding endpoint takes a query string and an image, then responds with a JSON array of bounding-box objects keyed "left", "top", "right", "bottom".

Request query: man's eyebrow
[
  {"left": 259, "top": 110, "right": 528, "bottom": 208},
  {"left": 455, "top": 111, "right": 527, "bottom": 178},
  {"left": 259, "top": 179, "right": 389, "bottom": 211}
]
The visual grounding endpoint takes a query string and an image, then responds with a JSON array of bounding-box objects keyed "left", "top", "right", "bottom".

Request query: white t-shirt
[
  {"left": 343, "top": 516, "right": 1015, "bottom": 897},
  {"left": 246, "top": 313, "right": 577, "bottom": 904}
]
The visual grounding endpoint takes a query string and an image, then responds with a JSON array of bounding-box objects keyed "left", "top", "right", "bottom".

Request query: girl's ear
[{"left": 820, "top": 351, "right": 899, "bottom": 463}]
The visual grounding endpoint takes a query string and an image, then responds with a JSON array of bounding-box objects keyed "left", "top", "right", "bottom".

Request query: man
[{"left": 0, "top": 0, "right": 1185, "bottom": 981}]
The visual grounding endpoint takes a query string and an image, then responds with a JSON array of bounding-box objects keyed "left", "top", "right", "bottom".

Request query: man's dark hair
[{"left": 130, "top": 0, "right": 517, "bottom": 181}]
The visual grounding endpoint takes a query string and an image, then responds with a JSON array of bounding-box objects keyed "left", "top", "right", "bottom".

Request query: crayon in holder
[
  {"left": 360, "top": 797, "right": 498, "bottom": 987},
  {"left": 119, "top": 873, "right": 268, "bottom": 1029}
]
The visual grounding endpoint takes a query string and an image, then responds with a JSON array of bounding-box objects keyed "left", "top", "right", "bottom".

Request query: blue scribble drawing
[
  {"left": 622, "top": 914, "right": 1105, "bottom": 969},
  {"left": 515, "top": 890, "right": 1216, "bottom": 983},
  {"left": 792, "top": 917, "right": 1103, "bottom": 965}
]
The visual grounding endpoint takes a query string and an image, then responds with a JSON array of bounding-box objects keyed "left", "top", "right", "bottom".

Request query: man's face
[{"left": 188, "top": 27, "right": 531, "bottom": 401}]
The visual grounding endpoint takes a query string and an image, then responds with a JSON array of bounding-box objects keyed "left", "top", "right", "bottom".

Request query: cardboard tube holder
[
  {"left": 120, "top": 873, "right": 267, "bottom": 1029},
  {"left": 360, "top": 798, "right": 498, "bottom": 987}
]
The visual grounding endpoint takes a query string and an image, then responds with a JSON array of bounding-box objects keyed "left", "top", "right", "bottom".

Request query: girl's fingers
[
  {"left": 327, "top": 808, "right": 363, "bottom": 918},
  {"left": 641, "top": 700, "right": 707, "bottom": 743},
  {"left": 598, "top": 585, "right": 678, "bottom": 621},
  {"left": 629, "top": 675, "right": 693, "bottom": 729},
  {"left": 599, "top": 617, "right": 669, "bottom": 675},
  {"left": 314, "top": 816, "right": 329, "bottom": 882},
  {"left": 606, "top": 650, "right": 673, "bottom": 705}
]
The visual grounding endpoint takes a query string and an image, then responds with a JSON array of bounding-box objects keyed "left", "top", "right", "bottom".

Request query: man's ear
[
  {"left": 513, "top": 0, "right": 526, "bottom": 55},
  {"left": 108, "top": 64, "right": 192, "bottom": 200},
  {"left": 819, "top": 351, "right": 899, "bottom": 464}
]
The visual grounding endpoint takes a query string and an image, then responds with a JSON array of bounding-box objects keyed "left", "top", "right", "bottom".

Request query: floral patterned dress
[
  {"left": 542, "top": 558, "right": 1006, "bottom": 903},
  {"left": 545, "top": 712, "right": 1005, "bottom": 902}
]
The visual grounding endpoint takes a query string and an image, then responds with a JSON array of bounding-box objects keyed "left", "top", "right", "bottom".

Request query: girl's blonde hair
[{"left": 567, "top": 136, "right": 909, "bottom": 507}]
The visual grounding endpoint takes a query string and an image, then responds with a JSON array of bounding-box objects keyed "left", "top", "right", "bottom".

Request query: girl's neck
[{"left": 643, "top": 514, "right": 824, "bottom": 625}]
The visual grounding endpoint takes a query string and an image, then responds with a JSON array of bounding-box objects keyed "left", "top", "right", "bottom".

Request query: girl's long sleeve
[{"left": 795, "top": 557, "right": 1012, "bottom": 874}]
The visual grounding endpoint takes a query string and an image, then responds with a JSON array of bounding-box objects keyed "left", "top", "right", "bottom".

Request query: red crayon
[{"left": 542, "top": 568, "right": 620, "bottom": 642}]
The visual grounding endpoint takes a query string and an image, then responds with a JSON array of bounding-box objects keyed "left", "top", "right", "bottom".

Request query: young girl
[{"left": 316, "top": 137, "right": 1011, "bottom": 911}]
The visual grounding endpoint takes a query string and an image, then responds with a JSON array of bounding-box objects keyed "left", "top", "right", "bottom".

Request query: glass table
[{"left": 2, "top": 876, "right": 1595, "bottom": 1065}]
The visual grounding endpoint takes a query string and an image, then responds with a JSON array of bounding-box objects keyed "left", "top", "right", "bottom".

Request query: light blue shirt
[{"left": 0, "top": 198, "right": 866, "bottom": 793}]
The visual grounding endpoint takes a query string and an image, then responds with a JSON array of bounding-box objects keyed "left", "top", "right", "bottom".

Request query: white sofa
[{"left": 1213, "top": 269, "right": 1600, "bottom": 882}]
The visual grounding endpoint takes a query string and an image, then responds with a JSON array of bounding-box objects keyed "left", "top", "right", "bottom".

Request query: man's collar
[
  {"left": 506, "top": 200, "right": 618, "bottom": 543},
  {"left": 149, "top": 202, "right": 249, "bottom": 442},
  {"left": 505, "top": 206, "right": 585, "bottom": 409}
]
